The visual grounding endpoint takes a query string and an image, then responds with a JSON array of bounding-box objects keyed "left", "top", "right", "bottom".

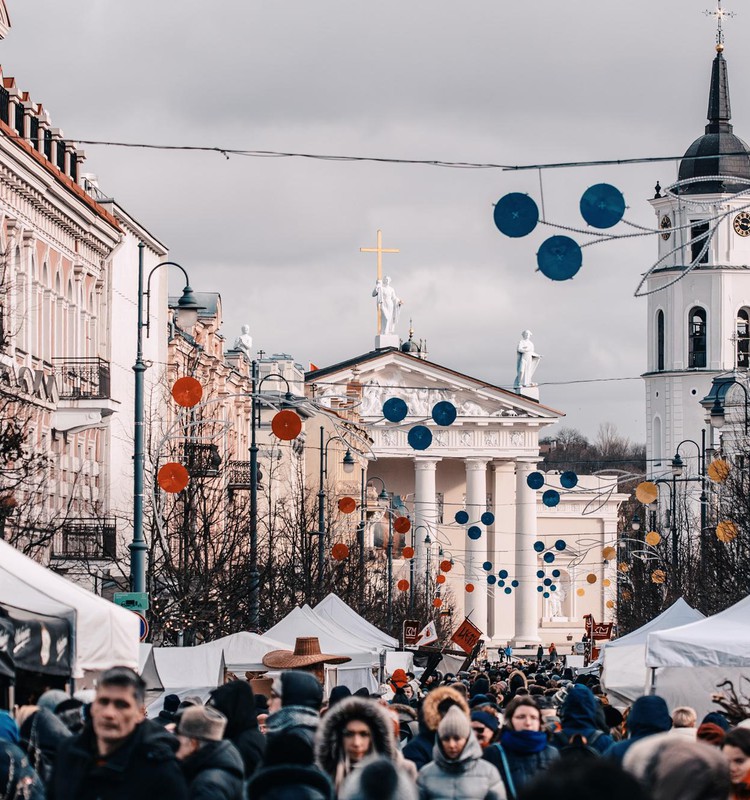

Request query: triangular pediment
[{"left": 307, "top": 349, "right": 563, "bottom": 423}]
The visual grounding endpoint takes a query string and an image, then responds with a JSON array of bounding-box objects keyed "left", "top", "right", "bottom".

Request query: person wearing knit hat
[
  {"left": 402, "top": 685, "right": 470, "bottom": 771},
  {"left": 697, "top": 722, "right": 727, "bottom": 747},
  {"left": 176, "top": 706, "right": 244, "bottom": 800},
  {"left": 471, "top": 711, "right": 500, "bottom": 749},
  {"left": 154, "top": 693, "right": 181, "bottom": 728},
  {"left": 417, "top": 705, "right": 505, "bottom": 799}
]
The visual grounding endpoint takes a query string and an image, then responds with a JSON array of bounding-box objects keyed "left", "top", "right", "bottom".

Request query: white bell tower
[{"left": 644, "top": 42, "right": 750, "bottom": 474}]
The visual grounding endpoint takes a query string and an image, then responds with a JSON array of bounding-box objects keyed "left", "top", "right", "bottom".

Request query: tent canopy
[
  {"left": 605, "top": 598, "right": 704, "bottom": 650},
  {"left": 314, "top": 594, "right": 398, "bottom": 650},
  {"left": 646, "top": 594, "right": 750, "bottom": 668},
  {"left": 199, "top": 631, "right": 289, "bottom": 674},
  {"left": 0, "top": 539, "right": 139, "bottom": 677},
  {"left": 150, "top": 645, "right": 225, "bottom": 689}
]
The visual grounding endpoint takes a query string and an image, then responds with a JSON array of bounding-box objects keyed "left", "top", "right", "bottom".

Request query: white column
[
  {"left": 513, "top": 460, "right": 541, "bottom": 644},
  {"left": 414, "top": 458, "right": 440, "bottom": 593},
  {"left": 465, "top": 458, "right": 490, "bottom": 635},
  {"left": 490, "top": 460, "right": 516, "bottom": 642}
]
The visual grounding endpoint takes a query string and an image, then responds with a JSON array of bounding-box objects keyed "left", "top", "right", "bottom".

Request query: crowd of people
[{"left": 1, "top": 654, "right": 749, "bottom": 800}]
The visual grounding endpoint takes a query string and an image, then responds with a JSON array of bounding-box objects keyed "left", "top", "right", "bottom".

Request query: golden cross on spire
[
  {"left": 705, "top": 1, "right": 735, "bottom": 51},
  {"left": 360, "top": 229, "right": 399, "bottom": 335}
]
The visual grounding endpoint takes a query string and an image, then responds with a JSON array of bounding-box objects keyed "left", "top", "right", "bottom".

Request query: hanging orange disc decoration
[
  {"left": 465, "top": 583, "right": 475, "bottom": 593},
  {"left": 635, "top": 481, "right": 659, "bottom": 505},
  {"left": 436, "top": 574, "right": 446, "bottom": 585},
  {"left": 433, "top": 597, "right": 443, "bottom": 608},
  {"left": 716, "top": 520, "right": 739, "bottom": 543},
  {"left": 338, "top": 497, "right": 357, "bottom": 514},
  {"left": 651, "top": 569, "right": 666, "bottom": 585},
  {"left": 331, "top": 543, "right": 349, "bottom": 561},
  {"left": 440, "top": 560, "right": 452, "bottom": 572},
  {"left": 271, "top": 410, "right": 302, "bottom": 440},
  {"left": 397, "top": 579, "right": 409, "bottom": 592},
  {"left": 158, "top": 462, "right": 190, "bottom": 493},
  {"left": 171, "top": 376, "right": 203, "bottom": 408},
  {"left": 394, "top": 516, "right": 411, "bottom": 534},
  {"left": 402, "top": 546, "right": 415, "bottom": 559},
  {"left": 708, "top": 459, "right": 731, "bottom": 483}
]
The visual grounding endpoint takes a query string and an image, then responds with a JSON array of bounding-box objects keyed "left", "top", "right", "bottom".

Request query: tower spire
[
  {"left": 704, "top": 1, "right": 734, "bottom": 53},
  {"left": 706, "top": 46, "right": 732, "bottom": 133}
]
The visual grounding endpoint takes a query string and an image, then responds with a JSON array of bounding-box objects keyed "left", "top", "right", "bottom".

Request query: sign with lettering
[
  {"left": 450, "top": 618, "right": 483, "bottom": 655},
  {"left": 402, "top": 619, "right": 420, "bottom": 647},
  {"left": 0, "top": 363, "right": 59, "bottom": 404}
]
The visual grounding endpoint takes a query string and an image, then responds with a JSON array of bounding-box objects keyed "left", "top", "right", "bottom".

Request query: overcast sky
[{"left": 1, "top": 1, "right": 742, "bottom": 442}]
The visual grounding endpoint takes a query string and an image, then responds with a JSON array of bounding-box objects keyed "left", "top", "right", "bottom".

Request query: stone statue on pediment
[
  {"left": 515, "top": 330, "right": 542, "bottom": 389},
  {"left": 233, "top": 324, "right": 253, "bottom": 361}
]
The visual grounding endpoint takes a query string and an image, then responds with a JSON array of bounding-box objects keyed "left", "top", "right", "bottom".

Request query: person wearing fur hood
[
  {"left": 403, "top": 686, "right": 470, "bottom": 771},
  {"left": 417, "top": 706, "right": 506, "bottom": 800},
  {"left": 315, "top": 696, "right": 413, "bottom": 795}
]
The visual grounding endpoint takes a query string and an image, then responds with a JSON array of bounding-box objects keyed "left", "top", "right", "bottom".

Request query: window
[
  {"left": 56, "top": 140, "right": 66, "bottom": 172},
  {"left": 688, "top": 307, "right": 707, "bottom": 368},
  {"left": 29, "top": 116, "right": 38, "bottom": 148},
  {"left": 657, "top": 310, "right": 665, "bottom": 371},
  {"left": 691, "top": 221, "right": 710, "bottom": 264},
  {"left": 44, "top": 129, "right": 51, "bottom": 160},
  {"left": 737, "top": 309, "right": 750, "bottom": 369},
  {"left": 14, "top": 103, "right": 22, "bottom": 137}
]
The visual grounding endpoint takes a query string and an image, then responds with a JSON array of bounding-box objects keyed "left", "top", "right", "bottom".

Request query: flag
[
  {"left": 415, "top": 621, "right": 438, "bottom": 647},
  {"left": 451, "top": 618, "right": 483, "bottom": 655},
  {"left": 308, "top": 362, "right": 319, "bottom": 372}
]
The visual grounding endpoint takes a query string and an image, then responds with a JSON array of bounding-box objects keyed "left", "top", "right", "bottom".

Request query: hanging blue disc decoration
[
  {"left": 511, "top": 579, "right": 519, "bottom": 588},
  {"left": 543, "top": 578, "right": 552, "bottom": 586},
  {"left": 550, "top": 584, "right": 557, "bottom": 591},
  {"left": 537, "top": 236, "right": 582, "bottom": 281},
  {"left": 498, "top": 569, "right": 509, "bottom": 579},
  {"left": 543, "top": 591, "right": 550, "bottom": 598},
  {"left": 533, "top": 541, "right": 545, "bottom": 553},
  {"left": 455, "top": 510, "right": 469, "bottom": 525},
  {"left": 580, "top": 183, "right": 626, "bottom": 229},
  {"left": 382, "top": 397, "right": 408, "bottom": 422},
  {"left": 408, "top": 425, "right": 433, "bottom": 451},
  {"left": 481, "top": 512, "right": 495, "bottom": 526},
  {"left": 483, "top": 561, "right": 492, "bottom": 571},
  {"left": 498, "top": 579, "right": 506, "bottom": 587},
  {"left": 537, "top": 586, "right": 544, "bottom": 593},
  {"left": 468, "top": 526, "right": 482, "bottom": 540},
  {"left": 493, "top": 192, "right": 539, "bottom": 238},
  {"left": 560, "top": 471, "right": 579, "bottom": 489},
  {"left": 527, "top": 472, "right": 545, "bottom": 490},
  {"left": 431, "top": 401, "right": 457, "bottom": 426},
  {"left": 552, "top": 569, "right": 561, "bottom": 578},
  {"left": 504, "top": 587, "right": 512, "bottom": 594},
  {"left": 554, "top": 539, "right": 567, "bottom": 551},
  {"left": 542, "top": 489, "right": 560, "bottom": 507},
  {"left": 487, "top": 575, "right": 497, "bottom": 585},
  {"left": 543, "top": 552, "right": 555, "bottom": 563},
  {"left": 536, "top": 569, "right": 545, "bottom": 579}
]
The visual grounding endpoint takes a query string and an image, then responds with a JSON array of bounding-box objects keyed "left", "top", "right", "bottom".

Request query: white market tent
[
  {"left": 314, "top": 594, "right": 399, "bottom": 650},
  {"left": 138, "top": 644, "right": 164, "bottom": 691},
  {"left": 646, "top": 594, "right": 750, "bottom": 719},
  {"left": 0, "top": 538, "right": 139, "bottom": 678},
  {"left": 199, "top": 631, "right": 289, "bottom": 674},
  {"left": 601, "top": 598, "right": 704, "bottom": 707}
]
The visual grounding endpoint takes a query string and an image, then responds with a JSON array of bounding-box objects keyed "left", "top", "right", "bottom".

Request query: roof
[
  {"left": 306, "top": 347, "right": 564, "bottom": 417},
  {"left": 678, "top": 50, "right": 750, "bottom": 195}
]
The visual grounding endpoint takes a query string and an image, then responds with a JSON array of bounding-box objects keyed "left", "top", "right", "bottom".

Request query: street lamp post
[
  {"left": 702, "top": 374, "right": 750, "bottom": 434},
  {"left": 671, "top": 433, "right": 708, "bottom": 561},
  {"left": 132, "top": 243, "right": 202, "bottom": 594},
  {"left": 368, "top": 476, "right": 394, "bottom": 631}
]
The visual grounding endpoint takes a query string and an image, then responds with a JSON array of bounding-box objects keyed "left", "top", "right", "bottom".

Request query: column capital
[
  {"left": 465, "top": 457, "right": 491, "bottom": 471},
  {"left": 515, "top": 459, "right": 539, "bottom": 473},
  {"left": 492, "top": 459, "right": 516, "bottom": 473},
  {"left": 414, "top": 457, "right": 441, "bottom": 471}
]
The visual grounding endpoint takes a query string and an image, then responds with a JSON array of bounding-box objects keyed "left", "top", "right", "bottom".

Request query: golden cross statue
[
  {"left": 705, "top": 1, "right": 735, "bottom": 50},
  {"left": 360, "top": 229, "right": 399, "bottom": 335}
]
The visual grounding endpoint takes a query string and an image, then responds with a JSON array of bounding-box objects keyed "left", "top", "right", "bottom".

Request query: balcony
[
  {"left": 185, "top": 443, "right": 222, "bottom": 478},
  {"left": 52, "top": 358, "right": 111, "bottom": 400},
  {"left": 52, "top": 518, "right": 117, "bottom": 560}
]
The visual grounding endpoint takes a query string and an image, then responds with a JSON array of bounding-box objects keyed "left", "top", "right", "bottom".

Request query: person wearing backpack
[
  {"left": 482, "top": 697, "right": 558, "bottom": 800},
  {"left": 556, "top": 684, "right": 613, "bottom": 756},
  {"left": 603, "top": 695, "right": 672, "bottom": 764}
]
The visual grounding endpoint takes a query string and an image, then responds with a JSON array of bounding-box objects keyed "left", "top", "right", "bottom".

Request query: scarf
[{"left": 500, "top": 728, "right": 548, "bottom": 754}]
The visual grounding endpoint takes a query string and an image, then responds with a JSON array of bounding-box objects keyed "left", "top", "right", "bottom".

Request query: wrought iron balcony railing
[
  {"left": 52, "top": 518, "right": 117, "bottom": 560},
  {"left": 52, "top": 358, "right": 111, "bottom": 400}
]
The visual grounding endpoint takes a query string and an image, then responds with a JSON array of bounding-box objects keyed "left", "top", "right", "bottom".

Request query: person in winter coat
[
  {"left": 723, "top": 727, "right": 750, "bottom": 800},
  {"left": 175, "top": 706, "right": 244, "bottom": 800},
  {"left": 0, "top": 711, "right": 45, "bottom": 800},
  {"left": 483, "top": 697, "right": 558, "bottom": 799},
  {"left": 643, "top": 739, "right": 729, "bottom": 800},
  {"left": 556, "top": 684, "right": 613, "bottom": 755},
  {"left": 48, "top": 666, "right": 187, "bottom": 800},
  {"left": 340, "top": 756, "right": 417, "bottom": 800},
  {"left": 207, "top": 680, "right": 265, "bottom": 777},
  {"left": 15, "top": 705, "right": 71, "bottom": 783},
  {"left": 417, "top": 705, "right": 506, "bottom": 800},
  {"left": 154, "top": 695, "right": 182, "bottom": 729},
  {"left": 604, "top": 695, "right": 672, "bottom": 763},
  {"left": 402, "top": 685, "right": 469, "bottom": 770},
  {"left": 315, "top": 696, "right": 402, "bottom": 795}
]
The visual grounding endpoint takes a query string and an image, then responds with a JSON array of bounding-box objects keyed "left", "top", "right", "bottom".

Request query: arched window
[
  {"left": 737, "top": 308, "right": 750, "bottom": 369},
  {"left": 656, "top": 310, "right": 665, "bottom": 371},
  {"left": 688, "top": 307, "right": 707, "bottom": 368}
]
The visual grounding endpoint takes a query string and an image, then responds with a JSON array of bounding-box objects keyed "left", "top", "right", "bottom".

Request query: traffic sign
[
  {"left": 114, "top": 592, "right": 149, "bottom": 612},
  {"left": 132, "top": 611, "right": 149, "bottom": 642}
]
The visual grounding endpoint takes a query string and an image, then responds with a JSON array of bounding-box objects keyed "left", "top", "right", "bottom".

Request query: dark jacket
[
  {"left": 208, "top": 681, "right": 265, "bottom": 778},
  {"left": 0, "top": 740, "right": 46, "bottom": 800},
  {"left": 403, "top": 686, "right": 469, "bottom": 771},
  {"left": 558, "top": 685, "right": 613, "bottom": 755},
  {"left": 181, "top": 740, "right": 244, "bottom": 800},
  {"left": 247, "top": 764, "right": 334, "bottom": 800},
  {"left": 604, "top": 695, "right": 672, "bottom": 764},
  {"left": 48, "top": 719, "right": 187, "bottom": 800},
  {"left": 483, "top": 734, "right": 558, "bottom": 798},
  {"left": 20, "top": 707, "right": 72, "bottom": 784}
]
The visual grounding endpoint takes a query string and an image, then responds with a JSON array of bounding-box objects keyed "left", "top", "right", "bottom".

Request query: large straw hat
[{"left": 261, "top": 637, "right": 351, "bottom": 669}]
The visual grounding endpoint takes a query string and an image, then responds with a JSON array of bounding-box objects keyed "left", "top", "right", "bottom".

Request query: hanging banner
[
  {"left": 415, "top": 621, "right": 438, "bottom": 647},
  {"left": 1, "top": 606, "right": 72, "bottom": 677},
  {"left": 0, "top": 617, "right": 14, "bottom": 680},
  {"left": 583, "top": 614, "right": 613, "bottom": 641},
  {"left": 450, "top": 618, "right": 482, "bottom": 655}
]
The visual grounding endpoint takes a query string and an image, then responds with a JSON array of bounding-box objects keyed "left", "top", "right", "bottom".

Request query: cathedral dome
[
  {"left": 401, "top": 338, "right": 420, "bottom": 354},
  {"left": 678, "top": 51, "right": 750, "bottom": 195}
]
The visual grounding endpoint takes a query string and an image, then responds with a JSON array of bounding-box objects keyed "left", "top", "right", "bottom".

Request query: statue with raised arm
[
  {"left": 372, "top": 276, "right": 403, "bottom": 335},
  {"left": 233, "top": 324, "right": 253, "bottom": 361},
  {"left": 515, "top": 330, "right": 542, "bottom": 388}
]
